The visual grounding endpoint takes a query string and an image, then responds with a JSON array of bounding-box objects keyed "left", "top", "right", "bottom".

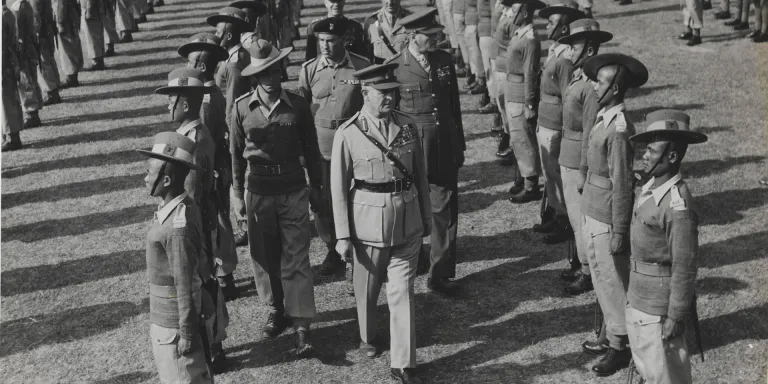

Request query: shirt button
[
  {"left": 389, "top": 161, "right": 394, "bottom": 165},
  {"left": 431, "top": 94, "right": 435, "bottom": 97}
]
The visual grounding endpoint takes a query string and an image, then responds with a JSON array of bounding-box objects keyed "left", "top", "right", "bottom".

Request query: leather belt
[
  {"left": 354, "top": 177, "right": 412, "bottom": 193},
  {"left": 250, "top": 159, "right": 302, "bottom": 176},
  {"left": 149, "top": 284, "right": 177, "bottom": 298},
  {"left": 540, "top": 93, "right": 561, "bottom": 105},
  {"left": 630, "top": 258, "right": 672, "bottom": 277},
  {"left": 563, "top": 129, "right": 583, "bottom": 141},
  {"left": 315, "top": 117, "right": 352, "bottom": 130},
  {"left": 506, "top": 73, "right": 524, "bottom": 83},
  {"left": 587, "top": 171, "right": 613, "bottom": 190}
]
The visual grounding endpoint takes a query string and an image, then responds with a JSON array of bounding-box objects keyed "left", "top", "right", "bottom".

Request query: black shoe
[
  {"left": 359, "top": 341, "right": 378, "bottom": 358},
  {"left": 2, "top": 134, "right": 22, "bottom": 152},
  {"left": 262, "top": 312, "right": 292, "bottom": 338},
  {"left": 702, "top": 0, "right": 712, "bottom": 10},
  {"left": 618, "top": 0, "right": 631, "bottom": 5},
  {"left": 218, "top": 274, "right": 239, "bottom": 301},
  {"left": 210, "top": 343, "right": 228, "bottom": 374},
  {"left": 146, "top": 4, "right": 154, "bottom": 14},
  {"left": 391, "top": 368, "right": 422, "bottom": 384},
  {"left": 319, "top": 250, "right": 343, "bottom": 276},
  {"left": 468, "top": 82, "right": 487, "bottom": 95},
  {"left": 154, "top": 0, "right": 164, "bottom": 5},
  {"left": 582, "top": 340, "right": 609, "bottom": 356},
  {"left": 507, "top": 183, "right": 523, "bottom": 195},
  {"left": 84, "top": 58, "right": 105, "bottom": 71},
  {"left": 560, "top": 268, "right": 581, "bottom": 282},
  {"left": 724, "top": 18, "right": 742, "bottom": 26},
  {"left": 678, "top": 31, "right": 692, "bottom": 40},
  {"left": 714, "top": 10, "right": 731, "bottom": 19},
  {"left": 105, "top": 43, "right": 115, "bottom": 57},
  {"left": 733, "top": 22, "right": 750, "bottom": 30},
  {"left": 296, "top": 329, "right": 315, "bottom": 357},
  {"left": 23, "top": 112, "right": 41, "bottom": 128},
  {"left": 478, "top": 103, "right": 497, "bottom": 114},
  {"left": 234, "top": 220, "right": 248, "bottom": 246},
  {"left": 747, "top": 30, "right": 760, "bottom": 38},
  {"left": 43, "top": 90, "right": 62, "bottom": 105},
  {"left": 686, "top": 36, "right": 702, "bottom": 46},
  {"left": 138, "top": 14, "right": 147, "bottom": 23},
  {"left": 427, "top": 278, "right": 459, "bottom": 297},
  {"left": 496, "top": 133, "right": 510, "bottom": 155},
  {"left": 60, "top": 74, "right": 79, "bottom": 88},
  {"left": 754, "top": 33, "right": 768, "bottom": 43},
  {"left": 509, "top": 188, "right": 542, "bottom": 204},
  {"left": 118, "top": 32, "right": 133, "bottom": 43},
  {"left": 592, "top": 348, "right": 631, "bottom": 376},
  {"left": 564, "top": 273, "right": 594, "bottom": 295},
  {"left": 532, "top": 210, "right": 556, "bottom": 233},
  {"left": 464, "top": 73, "right": 476, "bottom": 89}
]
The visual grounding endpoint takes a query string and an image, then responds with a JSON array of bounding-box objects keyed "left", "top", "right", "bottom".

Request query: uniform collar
[
  {"left": 550, "top": 43, "right": 569, "bottom": 59},
  {"left": 177, "top": 119, "right": 202, "bottom": 135},
  {"left": 228, "top": 44, "right": 242, "bottom": 57},
  {"left": 156, "top": 192, "right": 188, "bottom": 224},
  {"left": 249, "top": 89, "right": 293, "bottom": 109},
  {"left": 640, "top": 173, "right": 682, "bottom": 206},
  {"left": 596, "top": 103, "right": 625, "bottom": 127},
  {"left": 319, "top": 52, "right": 350, "bottom": 70},
  {"left": 514, "top": 23, "right": 534, "bottom": 37}
]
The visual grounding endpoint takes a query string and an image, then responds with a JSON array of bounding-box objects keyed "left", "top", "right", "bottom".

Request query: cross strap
[{"left": 353, "top": 118, "right": 411, "bottom": 178}]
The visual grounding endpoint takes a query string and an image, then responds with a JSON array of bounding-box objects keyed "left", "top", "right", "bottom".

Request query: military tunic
[
  {"left": 362, "top": 7, "right": 412, "bottom": 64},
  {"left": 30, "top": 0, "right": 61, "bottom": 94},
  {"left": 215, "top": 43, "right": 250, "bottom": 130},
  {"left": 304, "top": 16, "right": 367, "bottom": 61},
  {"left": 54, "top": 0, "right": 83, "bottom": 77},
  {"left": 2, "top": 4, "right": 24, "bottom": 135},
  {"left": 10, "top": 0, "right": 43, "bottom": 114},
  {"left": 626, "top": 174, "right": 697, "bottom": 384}
]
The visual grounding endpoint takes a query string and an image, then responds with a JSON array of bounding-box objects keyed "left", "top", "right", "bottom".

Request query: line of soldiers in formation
[{"left": 5, "top": 0, "right": 709, "bottom": 382}]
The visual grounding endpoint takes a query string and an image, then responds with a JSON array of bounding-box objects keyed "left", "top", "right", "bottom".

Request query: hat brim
[
  {"left": 206, "top": 14, "right": 249, "bottom": 29},
  {"left": 229, "top": 1, "right": 267, "bottom": 15},
  {"left": 136, "top": 149, "right": 204, "bottom": 172},
  {"left": 538, "top": 6, "right": 586, "bottom": 20},
  {"left": 629, "top": 130, "right": 708, "bottom": 144},
  {"left": 558, "top": 30, "right": 613, "bottom": 45},
  {"left": 155, "top": 85, "right": 216, "bottom": 95},
  {"left": 241, "top": 47, "right": 293, "bottom": 77},
  {"left": 583, "top": 53, "right": 649, "bottom": 88},
  {"left": 177, "top": 42, "right": 228, "bottom": 62}
]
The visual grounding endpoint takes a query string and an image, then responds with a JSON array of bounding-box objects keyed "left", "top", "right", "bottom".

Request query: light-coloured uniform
[
  {"left": 54, "top": 0, "right": 83, "bottom": 78},
  {"left": 362, "top": 7, "right": 412, "bottom": 63},
  {"left": 682, "top": 0, "right": 703, "bottom": 29},
  {"left": 3, "top": 4, "right": 24, "bottom": 135},
  {"left": 10, "top": 0, "right": 43, "bottom": 114},
  {"left": 30, "top": 0, "right": 61, "bottom": 94},
  {"left": 79, "top": 0, "right": 104, "bottom": 61}
]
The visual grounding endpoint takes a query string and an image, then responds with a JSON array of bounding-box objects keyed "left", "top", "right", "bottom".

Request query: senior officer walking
[
  {"left": 298, "top": 17, "right": 371, "bottom": 276},
  {"left": 231, "top": 39, "right": 321, "bottom": 356},
  {"left": 386, "top": 9, "right": 465, "bottom": 296},
  {"left": 625, "top": 110, "right": 706, "bottom": 384},
  {"left": 363, "top": 0, "right": 413, "bottom": 63},
  {"left": 579, "top": 53, "right": 649, "bottom": 377},
  {"left": 332, "top": 63, "right": 432, "bottom": 384}
]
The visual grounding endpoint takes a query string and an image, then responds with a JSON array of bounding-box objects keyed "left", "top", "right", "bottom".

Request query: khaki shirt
[{"left": 362, "top": 7, "right": 412, "bottom": 63}]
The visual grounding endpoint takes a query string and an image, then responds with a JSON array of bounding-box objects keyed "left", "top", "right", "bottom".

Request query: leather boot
[
  {"left": 60, "top": 73, "right": 79, "bottom": 88},
  {"left": 262, "top": 311, "right": 292, "bottom": 338},
  {"left": 105, "top": 43, "right": 115, "bottom": 57},
  {"left": 23, "top": 112, "right": 41, "bottom": 128},
  {"left": 469, "top": 77, "right": 487, "bottom": 94},
  {"left": 296, "top": 329, "right": 315, "bottom": 357},
  {"left": 543, "top": 219, "right": 572, "bottom": 244},
  {"left": 2, "top": 133, "right": 22, "bottom": 151},
  {"left": 84, "top": 58, "right": 105, "bottom": 71},
  {"left": 560, "top": 267, "right": 580, "bottom": 282},
  {"left": 592, "top": 347, "right": 631, "bottom": 376},
  {"left": 146, "top": 4, "right": 154, "bottom": 14},
  {"left": 319, "top": 249, "right": 343, "bottom": 275},
  {"left": 391, "top": 368, "right": 422, "bottom": 384},
  {"left": 564, "top": 273, "right": 593, "bottom": 295},
  {"left": 119, "top": 31, "right": 133, "bottom": 43},
  {"left": 465, "top": 72, "right": 476, "bottom": 89},
  {"left": 217, "top": 273, "right": 239, "bottom": 301},
  {"left": 509, "top": 185, "right": 542, "bottom": 204},
  {"left": 210, "top": 342, "right": 228, "bottom": 373},
  {"left": 582, "top": 339, "right": 609, "bottom": 355},
  {"left": 477, "top": 91, "right": 490, "bottom": 108},
  {"left": 533, "top": 207, "right": 556, "bottom": 233},
  {"left": 43, "top": 90, "right": 62, "bottom": 105},
  {"left": 427, "top": 278, "right": 459, "bottom": 297},
  {"left": 495, "top": 133, "right": 510, "bottom": 156},
  {"left": 479, "top": 101, "right": 497, "bottom": 114}
]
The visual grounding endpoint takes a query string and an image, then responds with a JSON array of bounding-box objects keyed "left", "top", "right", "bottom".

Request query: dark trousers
[
  {"left": 313, "top": 160, "right": 336, "bottom": 250},
  {"left": 428, "top": 181, "right": 458, "bottom": 279}
]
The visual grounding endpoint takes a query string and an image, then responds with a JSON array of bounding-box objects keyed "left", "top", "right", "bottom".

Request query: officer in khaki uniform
[
  {"left": 304, "top": 0, "right": 367, "bottom": 61},
  {"left": 386, "top": 9, "right": 465, "bottom": 296},
  {"left": 331, "top": 63, "right": 431, "bottom": 384},
  {"left": 209, "top": 7, "right": 250, "bottom": 132},
  {"left": 231, "top": 39, "right": 320, "bottom": 356},
  {"left": 362, "top": 0, "right": 413, "bottom": 63},
  {"left": 55, "top": 0, "right": 83, "bottom": 88},
  {"left": 137, "top": 132, "right": 213, "bottom": 384},
  {"left": 2, "top": 0, "right": 25, "bottom": 151},
  {"left": 10, "top": 0, "right": 44, "bottom": 128},
  {"left": 30, "top": 0, "right": 63, "bottom": 105},
  {"left": 579, "top": 53, "right": 648, "bottom": 377},
  {"left": 298, "top": 17, "right": 371, "bottom": 275},
  {"left": 624, "top": 109, "right": 706, "bottom": 384}
]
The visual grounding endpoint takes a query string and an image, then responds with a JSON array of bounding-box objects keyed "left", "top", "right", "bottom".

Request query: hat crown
[
  {"left": 645, "top": 109, "right": 691, "bottom": 131},
  {"left": 398, "top": 8, "right": 442, "bottom": 32},
  {"left": 188, "top": 32, "right": 221, "bottom": 46},
  {"left": 167, "top": 67, "right": 205, "bottom": 84},
  {"left": 314, "top": 17, "right": 347, "bottom": 35},
  {"left": 569, "top": 18, "right": 600, "bottom": 32},
  {"left": 219, "top": 6, "right": 246, "bottom": 20},
  {"left": 148, "top": 131, "right": 198, "bottom": 165},
  {"left": 248, "top": 39, "right": 276, "bottom": 60},
  {"left": 550, "top": 0, "right": 580, "bottom": 9}
]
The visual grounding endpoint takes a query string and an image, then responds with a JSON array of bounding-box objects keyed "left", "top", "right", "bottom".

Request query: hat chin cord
[
  {"left": 597, "top": 65, "right": 624, "bottom": 105},
  {"left": 151, "top": 162, "right": 168, "bottom": 196}
]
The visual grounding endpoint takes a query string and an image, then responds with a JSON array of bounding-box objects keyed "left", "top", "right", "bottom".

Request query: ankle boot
[
  {"left": 592, "top": 347, "right": 631, "bottom": 376},
  {"left": 2, "top": 133, "right": 22, "bottom": 151}
]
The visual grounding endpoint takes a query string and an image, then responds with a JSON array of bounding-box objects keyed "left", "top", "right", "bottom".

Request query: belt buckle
[
  {"left": 330, "top": 120, "right": 339, "bottom": 130},
  {"left": 268, "top": 164, "right": 281, "bottom": 175},
  {"left": 393, "top": 179, "right": 403, "bottom": 193}
]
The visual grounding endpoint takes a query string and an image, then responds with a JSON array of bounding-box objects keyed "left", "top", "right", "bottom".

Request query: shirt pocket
[
  {"left": 352, "top": 151, "right": 387, "bottom": 180},
  {"left": 399, "top": 83, "right": 423, "bottom": 111}
]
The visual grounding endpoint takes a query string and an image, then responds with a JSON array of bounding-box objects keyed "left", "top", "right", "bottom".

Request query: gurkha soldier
[
  {"left": 136, "top": 132, "right": 213, "bottom": 384},
  {"left": 557, "top": 18, "right": 610, "bottom": 295},
  {"left": 362, "top": 0, "right": 413, "bottom": 64},
  {"left": 2, "top": 0, "right": 25, "bottom": 151},
  {"left": 209, "top": 7, "right": 250, "bottom": 131},
  {"left": 492, "top": 0, "right": 518, "bottom": 165},
  {"left": 30, "top": 0, "right": 63, "bottom": 105},
  {"left": 298, "top": 17, "right": 371, "bottom": 276},
  {"left": 626, "top": 109, "right": 707, "bottom": 384},
  {"left": 80, "top": 0, "right": 106, "bottom": 70},
  {"left": 10, "top": 0, "right": 44, "bottom": 129},
  {"left": 229, "top": 0, "right": 267, "bottom": 39},
  {"left": 305, "top": 0, "right": 367, "bottom": 61},
  {"left": 579, "top": 53, "right": 649, "bottom": 376},
  {"left": 178, "top": 32, "right": 240, "bottom": 302},
  {"left": 387, "top": 9, "right": 466, "bottom": 296},
  {"left": 54, "top": 0, "right": 83, "bottom": 88}
]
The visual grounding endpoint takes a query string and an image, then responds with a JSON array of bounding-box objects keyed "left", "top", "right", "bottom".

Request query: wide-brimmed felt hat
[
  {"left": 539, "top": 0, "right": 586, "bottom": 19},
  {"left": 206, "top": 7, "right": 249, "bottom": 29},
  {"left": 178, "top": 33, "right": 228, "bottom": 62},
  {"left": 396, "top": 8, "right": 444, "bottom": 34},
  {"left": 240, "top": 39, "right": 293, "bottom": 77},
  {"left": 353, "top": 62, "right": 401, "bottom": 90},
  {"left": 314, "top": 17, "right": 349, "bottom": 36},
  {"left": 583, "top": 53, "right": 648, "bottom": 88},
  {"left": 136, "top": 132, "right": 203, "bottom": 172},
  {"left": 229, "top": 0, "right": 267, "bottom": 16},
  {"left": 558, "top": 18, "right": 613, "bottom": 45},
  {"left": 155, "top": 68, "right": 216, "bottom": 95},
  {"left": 630, "top": 109, "right": 708, "bottom": 144},
  {"left": 503, "top": 0, "right": 547, "bottom": 10}
]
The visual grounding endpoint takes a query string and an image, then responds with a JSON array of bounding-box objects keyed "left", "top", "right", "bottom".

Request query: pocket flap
[
  {"left": 506, "top": 102, "right": 524, "bottom": 118},
  {"left": 150, "top": 326, "right": 179, "bottom": 345}
]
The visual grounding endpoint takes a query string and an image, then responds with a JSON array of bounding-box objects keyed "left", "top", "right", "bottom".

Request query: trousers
[
  {"left": 2, "top": 71, "right": 24, "bottom": 134},
  {"left": 463, "top": 22, "right": 484, "bottom": 78},
  {"left": 682, "top": 0, "right": 704, "bottom": 28},
  {"left": 429, "top": 181, "right": 458, "bottom": 279},
  {"left": 626, "top": 305, "right": 692, "bottom": 384},
  {"left": 57, "top": 22, "right": 84, "bottom": 76},
  {"left": 150, "top": 324, "right": 213, "bottom": 384},
  {"left": 505, "top": 101, "right": 540, "bottom": 179},
  {"left": 37, "top": 37, "right": 60, "bottom": 93},
  {"left": 560, "top": 166, "right": 589, "bottom": 274},
  {"left": 440, "top": 0, "right": 458, "bottom": 48},
  {"left": 536, "top": 126, "right": 565, "bottom": 216},
  {"left": 313, "top": 160, "right": 337, "bottom": 248}
]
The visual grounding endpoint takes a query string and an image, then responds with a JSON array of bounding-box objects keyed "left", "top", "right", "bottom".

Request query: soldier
[
  {"left": 304, "top": 0, "right": 367, "bottom": 61},
  {"left": 624, "top": 110, "right": 707, "bottom": 384},
  {"left": 362, "top": 0, "right": 412, "bottom": 64},
  {"left": 231, "top": 39, "right": 320, "bottom": 356},
  {"left": 556, "top": 18, "right": 610, "bottom": 295},
  {"left": 229, "top": 0, "right": 267, "bottom": 36},
  {"left": 298, "top": 18, "right": 371, "bottom": 276},
  {"left": 477, "top": 0, "right": 496, "bottom": 111},
  {"left": 533, "top": 2, "right": 585, "bottom": 243},
  {"left": 578, "top": 53, "right": 648, "bottom": 376},
  {"left": 10, "top": 0, "right": 44, "bottom": 129},
  {"left": 136, "top": 132, "right": 213, "bottom": 384},
  {"left": 30, "top": 0, "right": 63, "bottom": 105},
  {"left": 504, "top": 0, "right": 545, "bottom": 204},
  {"left": 114, "top": 0, "right": 135, "bottom": 43},
  {"left": 209, "top": 7, "right": 250, "bottom": 130},
  {"left": 80, "top": 0, "right": 106, "bottom": 70},
  {"left": 492, "top": 0, "right": 518, "bottom": 166},
  {"left": 386, "top": 9, "right": 465, "bottom": 296},
  {"left": 2, "top": 0, "right": 25, "bottom": 151},
  {"left": 331, "top": 63, "right": 432, "bottom": 384},
  {"left": 678, "top": 0, "right": 703, "bottom": 46},
  {"left": 178, "top": 33, "right": 240, "bottom": 301},
  {"left": 55, "top": 0, "right": 83, "bottom": 88},
  {"left": 751, "top": 0, "right": 768, "bottom": 42}
]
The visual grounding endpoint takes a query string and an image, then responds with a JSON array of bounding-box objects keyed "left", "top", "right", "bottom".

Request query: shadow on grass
[
  {"left": 696, "top": 277, "right": 750, "bottom": 297},
  {"left": 46, "top": 105, "right": 168, "bottom": 126},
  {"left": 464, "top": 130, "right": 498, "bottom": 143},
  {"left": 695, "top": 188, "right": 768, "bottom": 225},
  {"left": 63, "top": 85, "right": 164, "bottom": 104},
  {"left": 0, "top": 299, "right": 148, "bottom": 358},
  {"left": 91, "top": 371, "right": 156, "bottom": 384},
  {"left": 26, "top": 121, "right": 170, "bottom": 150},
  {"left": 698, "top": 230, "right": 768, "bottom": 269},
  {"left": 697, "top": 126, "right": 732, "bottom": 135},
  {"left": 684, "top": 155, "right": 765, "bottom": 179},
  {"left": 626, "top": 84, "right": 678, "bottom": 98},
  {"left": 706, "top": 32, "right": 751, "bottom": 44},
  {"left": 599, "top": 4, "right": 679, "bottom": 20},
  {"left": 146, "top": 20, "right": 209, "bottom": 32},
  {"left": 458, "top": 159, "right": 518, "bottom": 194},
  {"left": 1, "top": 204, "right": 155, "bottom": 243},
  {"left": 108, "top": 56, "right": 183, "bottom": 71},
  {"left": 701, "top": 304, "right": 768, "bottom": 351},
  {"left": 86, "top": 72, "right": 166, "bottom": 87},
  {"left": 630, "top": 103, "right": 706, "bottom": 123},
  {"left": 1, "top": 149, "right": 143, "bottom": 179},
  {"left": 1, "top": 249, "right": 145, "bottom": 297},
  {"left": 2, "top": 174, "right": 144, "bottom": 209}
]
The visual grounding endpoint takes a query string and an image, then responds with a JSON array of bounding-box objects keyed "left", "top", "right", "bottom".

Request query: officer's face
[
  {"left": 642, "top": 141, "right": 675, "bottom": 176},
  {"left": 215, "top": 22, "right": 235, "bottom": 45},
  {"left": 145, "top": 158, "right": 170, "bottom": 197},
  {"left": 546, "top": 14, "right": 563, "bottom": 36},
  {"left": 325, "top": 0, "right": 345, "bottom": 16},
  {"left": 364, "top": 87, "right": 396, "bottom": 115},
  {"left": 318, "top": 33, "right": 345, "bottom": 59},
  {"left": 168, "top": 95, "right": 189, "bottom": 122},
  {"left": 566, "top": 42, "right": 585, "bottom": 62},
  {"left": 254, "top": 64, "right": 283, "bottom": 93},
  {"left": 412, "top": 31, "right": 439, "bottom": 53},
  {"left": 382, "top": 0, "right": 400, "bottom": 13},
  {"left": 593, "top": 65, "right": 618, "bottom": 106}
]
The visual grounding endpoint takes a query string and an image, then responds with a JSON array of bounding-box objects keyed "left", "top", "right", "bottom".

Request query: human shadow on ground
[
  {"left": 626, "top": 84, "right": 678, "bottom": 98},
  {"left": 0, "top": 249, "right": 145, "bottom": 297},
  {"left": 63, "top": 85, "right": 163, "bottom": 104},
  {"left": 91, "top": 371, "right": 156, "bottom": 384},
  {"left": 464, "top": 130, "right": 498, "bottom": 143},
  {"left": 86, "top": 72, "right": 166, "bottom": 87},
  {"left": 46, "top": 105, "right": 167, "bottom": 126},
  {"left": 706, "top": 32, "right": 751, "bottom": 44},
  {"left": 2, "top": 174, "right": 143, "bottom": 209},
  {"left": 458, "top": 159, "right": 518, "bottom": 194},
  {"left": 695, "top": 188, "right": 768, "bottom": 225},
  {"left": 684, "top": 155, "right": 765, "bottom": 179},
  {"left": 700, "top": 304, "right": 768, "bottom": 351},
  {"left": 696, "top": 277, "right": 750, "bottom": 297},
  {"left": 629, "top": 103, "right": 706, "bottom": 124},
  {"left": 1, "top": 149, "right": 143, "bottom": 179},
  {"left": 1, "top": 204, "right": 154, "bottom": 243},
  {"left": 147, "top": 20, "right": 209, "bottom": 32},
  {"left": 26, "top": 121, "right": 170, "bottom": 150},
  {"left": 0, "top": 299, "right": 148, "bottom": 358},
  {"left": 118, "top": 44, "right": 183, "bottom": 57},
  {"left": 108, "top": 56, "right": 183, "bottom": 71},
  {"left": 143, "top": 32, "right": 195, "bottom": 42},
  {"left": 698, "top": 230, "right": 768, "bottom": 269},
  {"left": 600, "top": 4, "right": 679, "bottom": 20}
]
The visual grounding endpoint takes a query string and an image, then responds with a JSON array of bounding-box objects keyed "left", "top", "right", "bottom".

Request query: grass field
[{"left": 2, "top": 0, "right": 767, "bottom": 383}]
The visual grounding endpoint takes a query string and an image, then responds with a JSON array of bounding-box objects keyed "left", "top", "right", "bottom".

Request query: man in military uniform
[
  {"left": 55, "top": 0, "right": 83, "bottom": 88},
  {"left": 504, "top": 0, "right": 545, "bottom": 204},
  {"left": 304, "top": 0, "right": 366, "bottom": 61},
  {"left": 178, "top": 33, "right": 240, "bottom": 301},
  {"left": 331, "top": 63, "right": 431, "bottom": 384},
  {"left": 623, "top": 109, "right": 706, "bottom": 384},
  {"left": 579, "top": 53, "right": 648, "bottom": 376},
  {"left": 137, "top": 132, "right": 213, "bottom": 384},
  {"left": 231, "top": 39, "right": 320, "bottom": 356},
  {"left": 11, "top": 0, "right": 44, "bottom": 129},
  {"left": 114, "top": 0, "right": 135, "bottom": 43},
  {"left": 492, "top": 0, "right": 518, "bottom": 165},
  {"left": 210, "top": 7, "right": 250, "bottom": 131},
  {"left": 298, "top": 17, "right": 371, "bottom": 276},
  {"left": 2, "top": 0, "right": 25, "bottom": 151},
  {"left": 363, "top": 0, "right": 412, "bottom": 64},
  {"left": 386, "top": 9, "right": 465, "bottom": 296},
  {"left": 29, "top": 0, "right": 62, "bottom": 105},
  {"left": 229, "top": 0, "right": 266, "bottom": 36},
  {"left": 80, "top": 0, "right": 106, "bottom": 70},
  {"left": 556, "top": 18, "right": 610, "bottom": 296}
]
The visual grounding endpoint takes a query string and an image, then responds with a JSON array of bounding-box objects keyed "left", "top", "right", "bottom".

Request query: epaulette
[
  {"left": 348, "top": 51, "right": 370, "bottom": 64},
  {"left": 337, "top": 112, "right": 360, "bottom": 132},
  {"left": 615, "top": 112, "right": 627, "bottom": 133},
  {"left": 669, "top": 185, "right": 687, "bottom": 211},
  {"left": 235, "top": 90, "right": 254, "bottom": 103},
  {"left": 302, "top": 56, "right": 318, "bottom": 69},
  {"left": 173, "top": 203, "right": 188, "bottom": 228}
]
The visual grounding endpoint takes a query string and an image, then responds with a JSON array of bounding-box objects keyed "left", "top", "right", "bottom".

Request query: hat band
[
  {"left": 168, "top": 77, "right": 204, "bottom": 87},
  {"left": 361, "top": 78, "right": 397, "bottom": 86},
  {"left": 151, "top": 144, "right": 194, "bottom": 163},
  {"left": 646, "top": 119, "right": 688, "bottom": 133},
  {"left": 571, "top": 26, "right": 598, "bottom": 34},
  {"left": 249, "top": 48, "right": 280, "bottom": 69}
]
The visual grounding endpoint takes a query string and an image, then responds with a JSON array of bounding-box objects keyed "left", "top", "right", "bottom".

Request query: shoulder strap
[{"left": 353, "top": 118, "right": 411, "bottom": 177}]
